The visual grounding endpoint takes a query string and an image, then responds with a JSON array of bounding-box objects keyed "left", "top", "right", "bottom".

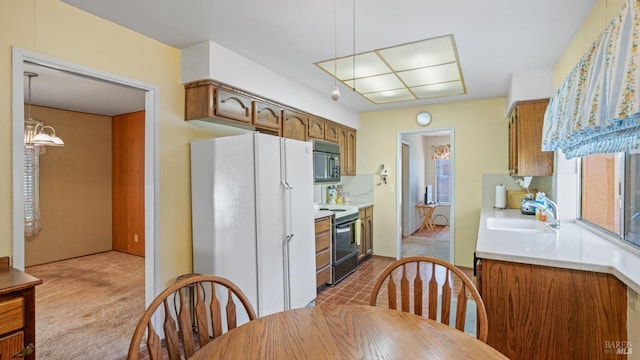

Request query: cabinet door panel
[
  {"left": 308, "top": 117, "right": 325, "bottom": 139},
  {"left": 482, "top": 259, "right": 626, "bottom": 360},
  {"left": 252, "top": 100, "right": 281, "bottom": 132},
  {"left": 509, "top": 99, "right": 553, "bottom": 176},
  {"left": 215, "top": 88, "right": 252, "bottom": 123},
  {"left": 347, "top": 130, "right": 357, "bottom": 175},
  {"left": 337, "top": 128, "right": 348, "bottom": 176},
  {"left": 282, "top": 110, "right": 308, "bottom": 141},
  {"left": 324, "top": 122, "right": 339, "bottom": 143}
]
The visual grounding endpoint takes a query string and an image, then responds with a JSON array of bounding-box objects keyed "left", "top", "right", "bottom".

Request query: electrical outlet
[
  {"left": 388, "top": 184, "right": 394, "bottom": 192},
  {"left": 134, "top": 234, "right": 139, "bottom": 242}
]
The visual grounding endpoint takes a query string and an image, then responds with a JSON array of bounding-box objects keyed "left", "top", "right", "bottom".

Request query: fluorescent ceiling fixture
[{"left": 316, "top": 35, "right": 466, "bottom": 104}]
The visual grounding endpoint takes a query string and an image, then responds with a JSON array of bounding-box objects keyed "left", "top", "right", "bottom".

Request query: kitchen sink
[{"left": 486, "top": 217, "right": 555, "bottom": 233}]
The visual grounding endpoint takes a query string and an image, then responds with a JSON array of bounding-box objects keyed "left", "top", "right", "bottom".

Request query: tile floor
[
  {"left": 316, "top": 255, "right": 476, "bottom": 307},
  {"left": 315, "top": 255, "right": 395, "bottom": 306}
]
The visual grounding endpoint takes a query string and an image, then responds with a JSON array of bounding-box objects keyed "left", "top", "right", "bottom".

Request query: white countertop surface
[
  {"left": 314, "top": 210, "right": 334, "bottom": 220},
  {"left": 476, "top": 208, "right": 640, "bottom": 293},
  {"left": 313, "top": 202, "right": 374, "bottom": 219}
]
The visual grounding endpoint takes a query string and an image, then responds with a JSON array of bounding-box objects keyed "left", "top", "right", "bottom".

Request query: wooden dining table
[{"left": 189, "top": 304, "right": 508, "bottom": 359}]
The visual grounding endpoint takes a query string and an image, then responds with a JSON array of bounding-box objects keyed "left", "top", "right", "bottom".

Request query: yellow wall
[
  {"left": 0, "top": 0, "right": 235, "bottom": 287},
  {"left": 358, "top": 97, "right": 507, "bottom": 267}
]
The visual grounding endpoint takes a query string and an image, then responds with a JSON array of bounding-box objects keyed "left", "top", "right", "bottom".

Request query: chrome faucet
[{"left": 531, "top": 198, "right": 560, "bottom": 229}]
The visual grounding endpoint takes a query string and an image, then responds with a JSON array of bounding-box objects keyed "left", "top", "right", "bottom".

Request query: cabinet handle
[{"left": 12, "top": 343, "right": 34, "bottom": 358}]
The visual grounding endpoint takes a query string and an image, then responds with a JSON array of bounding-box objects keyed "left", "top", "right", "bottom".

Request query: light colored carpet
[
  {"left": 402, "top": 226, "right": 450, "bottom": 261},
  {"left": 26, "top": 251, "right": 144, "bottom": 360}
]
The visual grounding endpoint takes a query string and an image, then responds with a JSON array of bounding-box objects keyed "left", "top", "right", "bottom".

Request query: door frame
[
  {"left": 396, "top": 128, "right": 455, "bottom": 262},
  {"left": 11, "top": 48, "right": 160, "bottom": 305},
  {"left": 401, "top": 142, "right": 410, "bottom": 237}
]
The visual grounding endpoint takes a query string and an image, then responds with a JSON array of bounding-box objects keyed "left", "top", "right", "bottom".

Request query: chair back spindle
[
  {"left": 370, "top": 256, "right": 488, "bottom": 342},
  {"left": 128, "top": 275, "right": 257, "bottom": 360}
]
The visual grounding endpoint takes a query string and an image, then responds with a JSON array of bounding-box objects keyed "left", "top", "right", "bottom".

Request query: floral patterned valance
[
  {"left": 542, "top": 0, "right": 640, "bottom": 159},
  {"left": 432, "top": 144, "right": 450, "bottom": 160}
]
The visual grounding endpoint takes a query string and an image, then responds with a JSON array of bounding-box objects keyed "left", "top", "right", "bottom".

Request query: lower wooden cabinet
[
  {"left": 478, "top": 259, "right": 627, "bottom": 360},
  {"left": 358, "top": 206, "right": 373, "bottom": 262},
  {"left": 315, "top": 217, "right": 332, "bottom": 288},
  {"left": 0, "top": 265, "right": 41, "bottom": 360}
]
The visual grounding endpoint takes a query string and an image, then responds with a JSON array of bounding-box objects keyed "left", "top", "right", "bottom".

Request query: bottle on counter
[
  {"left": 336, "top": 185, "right": 344, "bottom": 203},
  {"left": 327, "top": 185, "right": 337, "bottom": 204},
  {"left": 535, "top": 192, "right": 546, "bottom": 221}
]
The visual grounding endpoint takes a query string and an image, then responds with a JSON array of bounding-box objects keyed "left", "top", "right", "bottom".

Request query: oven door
[
  {"left": 330, "top": 220, "right": 358, "bottom": 284},
  {"left": 334, "top": 222, "right": 357, "bottom": 262}
]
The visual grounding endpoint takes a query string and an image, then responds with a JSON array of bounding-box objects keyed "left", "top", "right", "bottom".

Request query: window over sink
[{"left": 580, "top": 150, "right": 640, "bottom": 248}]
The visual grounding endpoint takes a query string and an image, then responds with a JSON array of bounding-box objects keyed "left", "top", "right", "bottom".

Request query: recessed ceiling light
[{"left": 315, "top": 34, "right": 466, "bottom": 104}]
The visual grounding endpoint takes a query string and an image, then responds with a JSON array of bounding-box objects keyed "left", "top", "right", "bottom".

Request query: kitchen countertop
[
  {"left": 313, "top": 202, "right": 374, "bottom": 219},
  {"left": 476, "top": 208, "right": 640, "bottom": 293},
  {"left": 314, "top": 210, "right": 334, "bottom": 220}
]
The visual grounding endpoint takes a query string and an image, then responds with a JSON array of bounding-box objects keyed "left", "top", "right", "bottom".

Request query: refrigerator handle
[
  {"left": 280, "top": 139, "right": 294, "bottom": 309},
  {"left": 283, "top": 233, "right": 294, "bottom": 310}
]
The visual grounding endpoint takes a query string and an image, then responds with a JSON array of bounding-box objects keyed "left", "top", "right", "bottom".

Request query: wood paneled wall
[
  {"left": 112, "top": 111, "right": 145, "bottom": 257},
  {"left": 25, "top": 106, "right": 112, "bottom": 266}
]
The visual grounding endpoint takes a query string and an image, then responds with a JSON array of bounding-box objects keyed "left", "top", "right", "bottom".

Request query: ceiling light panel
[
  {"left": 412, "top": 81, "right": 465, "bottom": 99},
  {"left": 346, "top": 73, "right": 405, "bottom": 93},
  {"left": 378, "top": 36, "right": 457, "bottom": 71},
  {"left": 364, "top": 89, "right": 416, "bottom": 104},
  {"left": 398, "top": 63, "right": 461, "bottom": 87},
  {"left": 315, "top": 34, "right": 466, "bottom": 104},
  {"left": 317, "top": 53, "right": 390, "bottom": 80}
]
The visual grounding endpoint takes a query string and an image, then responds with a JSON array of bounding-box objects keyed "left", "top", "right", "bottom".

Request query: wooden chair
[
  {"left": 369, "top": 256, "right": 488, "bottom": 342},
  {"left": 127, "top": 274, "right": 257, "bottom": 360}
]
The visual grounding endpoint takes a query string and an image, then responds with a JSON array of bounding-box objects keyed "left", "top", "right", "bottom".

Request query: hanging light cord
[
  {"left": 334, "top": 0, "right": 337, "bottom": 86},
  {"left": 352, "top": 0, "right": 356, "bottom": 91},
  {"left": 27, "top": 73, "right": 34, "bottom": 120}
]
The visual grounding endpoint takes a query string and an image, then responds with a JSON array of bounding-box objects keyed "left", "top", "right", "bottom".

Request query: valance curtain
[
  {"left": 542, "top": 0, "right": 640, "bottom": 159},
  {"left": 431, "top": 144, "right": 450, "bottom": 160}
]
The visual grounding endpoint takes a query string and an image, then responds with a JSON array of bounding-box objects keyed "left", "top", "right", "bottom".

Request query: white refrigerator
[{"left": 190, "top": 133, "right": 316, "bottom": 319}]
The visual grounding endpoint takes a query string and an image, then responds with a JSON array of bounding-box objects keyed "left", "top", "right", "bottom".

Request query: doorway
[
  {"left": 396, "top": 129, "right": 454, "bottom": 263},
  {"left": 11, "top": 48, "right": 159, "bottom": 304}
]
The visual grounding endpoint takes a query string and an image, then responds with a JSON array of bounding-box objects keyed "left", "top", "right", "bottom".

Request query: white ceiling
[
  {"left": 23, "top": 62, "right": 145, "bottom": 116},
  {"left": 37, "top": 0, "right": 597, "bottom": 114}
]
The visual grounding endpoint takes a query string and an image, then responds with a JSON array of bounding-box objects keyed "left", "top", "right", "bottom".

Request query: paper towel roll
[{"left": 495, "top": 185, "right": 507, "bottom": 209}]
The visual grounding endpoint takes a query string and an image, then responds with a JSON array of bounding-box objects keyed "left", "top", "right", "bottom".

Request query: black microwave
[{"left": 313, "top": 140, "right": 340, "bottom": 183}]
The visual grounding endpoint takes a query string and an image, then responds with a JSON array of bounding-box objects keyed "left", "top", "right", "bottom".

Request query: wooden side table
[
  {"left": 416, "top": 203, "right": 437, "bottom": 232},
  {"left": 0, "top": 258, "right": 43, "bottom": 360}
]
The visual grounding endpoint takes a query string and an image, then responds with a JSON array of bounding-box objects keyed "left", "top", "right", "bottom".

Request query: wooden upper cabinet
[
  {"left": 337, "top": 127, "right": 348, "bottom": 176},
  {"left": 185, "top": 80, "right": 216, "bottom": 120},
  {"left": 347, "top": 130, "right": 356, "bottom": 175},
  {"left": 509, "top": 99, "right": 554, "bottom": 176},
  {"left": 252, "top": 99, "right": 282, "bottom": 133},
  {"left": 324, "top": 122, "right": 339, "bottom": 143},
  {"left": 282, "top": 109, "right": 308, "bottom": 141},
  {"left": 308, "top": 117, "right": 325, "bottom": 139},
  {"left": 215, "top": 88, "right": 252, "bottom": 124}
]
